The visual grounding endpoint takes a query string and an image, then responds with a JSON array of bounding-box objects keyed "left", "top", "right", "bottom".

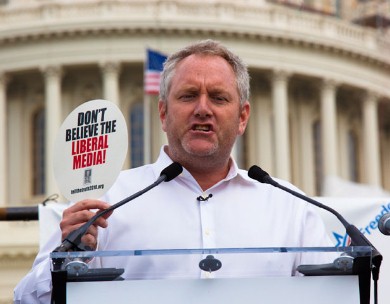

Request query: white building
[{"left": 0, "top": 0, "right": 389, "bottom": 302}]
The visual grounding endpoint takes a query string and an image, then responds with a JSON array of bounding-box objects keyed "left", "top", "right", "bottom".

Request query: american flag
[{"left": 144, "top": 48, "right": 167, "bottom": 95}]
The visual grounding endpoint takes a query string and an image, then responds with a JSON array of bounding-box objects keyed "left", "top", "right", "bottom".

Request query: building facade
[{"left": 0, "top": 0, "right": 389, "bottom": 302}]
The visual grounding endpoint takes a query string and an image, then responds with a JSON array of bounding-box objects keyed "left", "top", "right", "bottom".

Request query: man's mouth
[{"left": 193, "top": 124, "right": 212, "bottom": 132}]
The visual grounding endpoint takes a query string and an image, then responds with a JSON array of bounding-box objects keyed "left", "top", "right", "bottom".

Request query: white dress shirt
[{"left": 14, "top": 147, "right": 334, "bottom": 303}]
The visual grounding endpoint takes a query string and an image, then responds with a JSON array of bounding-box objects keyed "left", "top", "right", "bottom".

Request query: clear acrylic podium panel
[{"left": 50, "top": 246, "right": 372, "bottom": 304}]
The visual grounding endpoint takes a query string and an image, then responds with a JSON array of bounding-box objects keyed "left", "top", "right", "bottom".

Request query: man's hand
[{"left": 60, "top": 200, "right": 112, "bottom": 251}]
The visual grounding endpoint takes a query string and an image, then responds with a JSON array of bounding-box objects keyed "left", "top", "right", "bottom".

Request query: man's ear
[
  {"left": 238, "top": 101, "right": 250, "bottom": 136},
  {"left": 158, "top": 100, "right": 167, "bottom": 132}
]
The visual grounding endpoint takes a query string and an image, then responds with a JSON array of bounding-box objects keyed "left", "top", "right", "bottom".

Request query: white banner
[{"left": 316, "top": 197, "right": 390, "bottom": 304}]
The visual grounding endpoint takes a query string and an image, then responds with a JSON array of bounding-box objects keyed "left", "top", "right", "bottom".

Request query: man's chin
[{"left": 184, "top": 144, "right": 218, "bottom": 157}]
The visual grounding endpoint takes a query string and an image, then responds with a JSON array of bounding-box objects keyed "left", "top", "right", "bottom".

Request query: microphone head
[
  {"left": 160, "top": 162, "right": 183, "bottom": 182},
  {"left": 248, "top": 165, "right": 278, "bottom": 186},
  {"left": 379, "top": 213, "right": 390, "bottom": 235}
]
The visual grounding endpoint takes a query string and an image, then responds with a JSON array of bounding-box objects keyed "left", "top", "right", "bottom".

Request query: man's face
[{"left": 159, "top": 54, "right": 250, "bottom": 165}]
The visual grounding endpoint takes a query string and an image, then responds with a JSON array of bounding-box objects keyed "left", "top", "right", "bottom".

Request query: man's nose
[{"left": 194, "top": 94, "right": 212, "bottom": 117}]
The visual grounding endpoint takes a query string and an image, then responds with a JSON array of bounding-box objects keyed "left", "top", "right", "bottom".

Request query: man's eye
[
  {"left": 212, "top": 96, "right": 228, "bottom": 103},
  {"left": 180, "top": 94, "right": 196, "bottom": 101}
]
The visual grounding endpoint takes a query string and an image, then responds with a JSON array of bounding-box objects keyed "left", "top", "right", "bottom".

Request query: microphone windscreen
[
  {"left": 379, "top": 213, "right": 390, "bottom": 235},
  {"left": 248, "top": 165, "right": 269, "bottom": 183},
  {"left": 160, "top": 162, "right": 183, "bottom": 181},
  {"left": 248, "top": 165, "right": 278, "bottom": 186}
]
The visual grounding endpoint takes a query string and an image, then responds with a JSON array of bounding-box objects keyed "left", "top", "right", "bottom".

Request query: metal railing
[
  {"left": 0, "top": 194, "right": 59, "bottom": 221},
  {"left": 0, "top": 206, "right": 38, "bottom": 221}
]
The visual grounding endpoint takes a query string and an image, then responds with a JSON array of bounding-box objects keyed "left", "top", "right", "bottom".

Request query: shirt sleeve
[
  {"left": 302, "top": 203, "right": 335, "bottom": 248},
  {"left": 13, "top": 222, "right": 107, "bottom": 302},
  {"left": 293, "top": 203, "right": 338, "bottom": 275},
  {"left": 13, "top": 229, "right": 61, "bottom": 303}
]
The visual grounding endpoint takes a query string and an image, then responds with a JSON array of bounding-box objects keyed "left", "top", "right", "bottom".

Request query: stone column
[
  {"left": 320, "top": 79, "right": 338, "bottom": 177},
  {"left": 0, "top": 73, "right": 9, "bottom": 205},
  {"left": 43, "top": 66, "right": 62, "bottom": 196},
  {"left": 363, "top": 92, "right": 381, "bottom": 186},
  {"left": 271, "top": 70, "right": 291, "bottom": 180},
  {"left": 100, "top": 61, "right": 121, "bottom": 105},
  {"left": 253, "top": 94, "right": 272, "bottom": 172}
]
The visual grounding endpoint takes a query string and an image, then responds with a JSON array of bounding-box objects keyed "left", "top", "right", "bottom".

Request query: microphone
[
  {"left": 53, "top": 162, "right": 183, "bottom": 254},
  {"left": 248, "top": 165, "right": 382, "bottom": 281},
  {"left": 379, "top": 213, "right": 390, "bottom": 235}
]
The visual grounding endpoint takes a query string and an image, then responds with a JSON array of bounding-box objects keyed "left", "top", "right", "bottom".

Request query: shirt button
[{"left": 205, "top": 228, "right": 210, "bottom": 236}]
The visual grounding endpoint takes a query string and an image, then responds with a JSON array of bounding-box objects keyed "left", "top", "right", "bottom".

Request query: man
[{"left": 14, "top": 39, "right": 334, "bottom": 303}]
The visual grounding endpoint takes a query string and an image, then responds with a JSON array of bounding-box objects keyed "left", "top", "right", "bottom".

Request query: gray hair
[{"left": 159, "top": 39, "right": 250, "bottom": 105}]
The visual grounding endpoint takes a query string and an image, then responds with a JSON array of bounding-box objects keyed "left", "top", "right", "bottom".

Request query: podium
[{"left": 50, "top": 246, "right": 372, "bottom": 304}]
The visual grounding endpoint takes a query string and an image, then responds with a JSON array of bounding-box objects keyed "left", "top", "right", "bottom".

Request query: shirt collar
[{"left": 152, "top": 146, "right": 178, "bottom": 178}]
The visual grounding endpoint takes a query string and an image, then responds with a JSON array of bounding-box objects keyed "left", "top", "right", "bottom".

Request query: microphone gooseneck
[
  {"left": 53, "top": 162, "right": 183, "bottom": 255},
  {"left": 248, "top": 165, "right": 382, "bottom": 281},
  {"left": 248, "top": 166, "right": 349, "bottom": 227}
]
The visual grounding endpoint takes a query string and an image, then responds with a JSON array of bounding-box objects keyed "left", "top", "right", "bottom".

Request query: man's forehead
[{"left": 167, "top": 54, "right": 238, "bottom": 96}]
